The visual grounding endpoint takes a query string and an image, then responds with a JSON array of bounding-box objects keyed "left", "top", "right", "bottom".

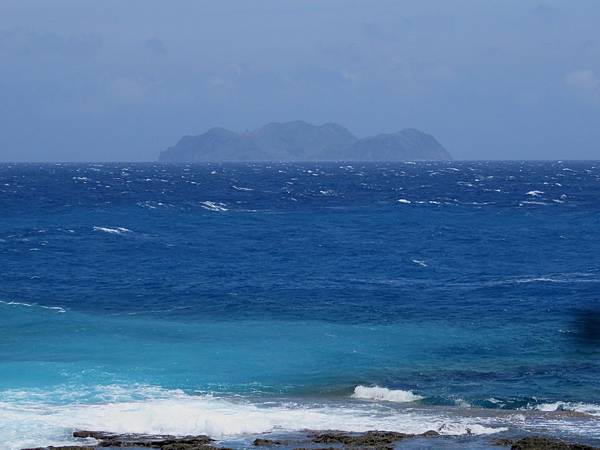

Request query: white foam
[
  {"left": 319, "top": 190, "right": 336, "bottom": 196},
  {"left": 513, "top": 275, "right": 600, "bottom": 284},
  {"left": 93, "top": 226, "right": 132, "bottom": 235},
  {"left": 0, "top": 385, "right": 507, "bottom": 450},
  {"left": 526, "top": 190, "right": 544, "bottom": 196},
  {"left": 232, "top": 186, "right": 253, "bottom": 191},
  {"left": 397, "top": 199, "right": 412, "bottom": 204},
  {"left": 515, "top": 277, "right": 561, "bottom": 283},
  {"left": 0, "top": 300, "right": 65, "bottom": 313},
  {"left": 533, "top": 402, "right": 600, "bottom": 417},
  {"left": 200, "top": 201, "right": 228, "bottom": 212},
  {"left": 351, "top": 385, "right": 424, "bottom": 403},
  {"left": 519, "top": 201, "right": 548, "bottom": 206}
]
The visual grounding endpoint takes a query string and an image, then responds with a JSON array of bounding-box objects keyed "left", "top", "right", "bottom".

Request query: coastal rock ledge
[
  {"left": 21, "top": 430, "right": 600, "bottom": 450},
  {"left": 22, "top": 430, "right": 438, "bottom": 450},
  {"left": 21, "top": 430, "right": 227, "bottom": 450},
  {"left": 494, "top": 436, "right": 600, "bottom": 450}
]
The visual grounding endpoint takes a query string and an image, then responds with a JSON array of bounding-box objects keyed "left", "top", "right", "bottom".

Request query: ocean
[{"left": 0, "top": 161, "right": 599, "bottom": 449}]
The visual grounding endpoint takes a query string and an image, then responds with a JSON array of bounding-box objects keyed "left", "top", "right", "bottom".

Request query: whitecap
[
  {"left": 0, "top": 300, "right": 65, "bottom": 313},
  {"left": 519, "top": 201, "right": 548, "bottom": 206},
  {"left": 515, "top": 277, "right": 561, "bottom": 283},
  {"left": 397, "top": 199, "right": 412, "bottom": 204},
  {"left": 351, "top": 385, "right": 423, "bottom": 403},
  {"left": 502, "top": 273, "right": 600, "bottom": 285},
  {"left": 93, "top": 226, "right": 132, "bottom": 235},
  {"left": 531, "top": 402, "right": 600, "bottom": 417},
  {"left": 411, "top": 260, "right": 428, "bottom": 267},
  {"left": 232, "top": 186, "right": 253, "bottom": 191},
  {"left": 526, "top": 190, "right": 544, "bottom": 196},
  {"left": 200, "top": 201, "right": 228, "bottom": 212}
]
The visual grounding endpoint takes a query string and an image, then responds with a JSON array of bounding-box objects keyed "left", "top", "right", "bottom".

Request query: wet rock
[
  {"left": 420, "top": 430, "right": 440, "bottom": 437},
  {"left": 253, "top": 438, "right": 287, "bottom": 446},
  {"left": 495, "top": 436, "right": 600, "bottom": 450},
  {"left": 21, "top": 447, "right": 95, "bottom": 450},
  {"left": 89, "top": 432, "right": 214, "bottom": 447},
  {"left": 21, "top": 431, "right": 226, "bottom": 449},
  {"left": 310, "top": 430, "right": 431, "bottom": 449},
  {"left": 26, "top": 429, "right": 440, "bottom": 450},
  {"left": 72, "top": 431, "right": 108, "bottom": 439},
  {"left": 292, "top": 448, "right": 338, "bottom": 450},
  {"left": 161, "top": 445, "right": 232, "bottom": 450}
]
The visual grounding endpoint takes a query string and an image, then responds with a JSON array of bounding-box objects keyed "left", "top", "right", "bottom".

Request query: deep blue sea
[{"left": 1, "top": 161, "right": 599, "bottom": 449}]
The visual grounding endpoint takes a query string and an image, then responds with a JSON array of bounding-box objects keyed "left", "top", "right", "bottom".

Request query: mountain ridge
[{"left": 158, "top": 121, "right": 451, "bottom": 162}]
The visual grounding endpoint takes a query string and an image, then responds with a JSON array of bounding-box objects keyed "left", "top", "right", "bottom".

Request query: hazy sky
[{"left": 1, "top": 0, "right": 599, "bottom": 161}]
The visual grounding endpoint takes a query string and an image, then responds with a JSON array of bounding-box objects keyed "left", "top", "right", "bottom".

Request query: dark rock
[
  {"left": 21, "top": 447, "right": 95, "bottom": 450},
  {"left": 72, "top": 431, "right": 103, "bottom": 439},
  {"left": 311, "top": 430, "right": 416, "bottom": 449},
  {"left": 292, "top": 448, "right": 338, "bottom": 450},
  {"left": 507, "top": 436, "right": 599, "bottom": 450},
  {"left": 161, "top": 445, "right": 232, "bottom": 450},
  {"left": 420, "top": 430, "right": 440, "bottom": 437},
  {"left": 69, "top": 431, "right": 216, "bottom": 448},
  {"left": 253, "top": 438, "right": 286, "bottom": 446},
  {"left": 72, "top": 431, "right": 127, "bottom": 440}
]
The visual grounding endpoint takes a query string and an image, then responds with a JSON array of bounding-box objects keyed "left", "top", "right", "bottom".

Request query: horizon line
[{"left": 0, "top": 159, "right": 598, "bottom": 164}]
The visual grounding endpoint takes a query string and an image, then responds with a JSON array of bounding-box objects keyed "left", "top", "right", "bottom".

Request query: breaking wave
[
  {"left": 531, "top": 401, "right": 600, "bottom": 417},
  {"left": 0, "top": 385, "right": 506, "bottom": 450},
  {"left": 351, "top": 385, "right": 424, "bottom": 403}
]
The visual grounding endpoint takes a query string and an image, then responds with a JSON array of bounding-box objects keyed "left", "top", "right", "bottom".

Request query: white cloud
[{"left": 565, "top": 69, "right": 600, "bottom": 103}]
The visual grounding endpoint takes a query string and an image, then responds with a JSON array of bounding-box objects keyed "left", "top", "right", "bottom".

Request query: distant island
[{"left": 158, "top": 121, "right": 452, "bottom": 162}]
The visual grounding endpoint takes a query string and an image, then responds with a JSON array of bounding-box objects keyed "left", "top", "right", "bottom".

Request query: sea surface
[{"left": 0, "top": 161, "right": 599, "bottom": 449}]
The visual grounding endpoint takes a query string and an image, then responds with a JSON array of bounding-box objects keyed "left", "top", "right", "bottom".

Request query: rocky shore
[{"left": 21, "top": 430, "right": 600, "bottom": 450}]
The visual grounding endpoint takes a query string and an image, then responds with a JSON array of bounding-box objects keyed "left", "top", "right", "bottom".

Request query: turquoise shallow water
[{"left": 0, "top": 161, "right": 599, "bottom": 448}]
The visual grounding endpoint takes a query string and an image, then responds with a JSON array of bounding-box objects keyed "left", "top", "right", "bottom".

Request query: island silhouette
[{"left": 159, "top": 121, "right": 451, "bottom": 162}]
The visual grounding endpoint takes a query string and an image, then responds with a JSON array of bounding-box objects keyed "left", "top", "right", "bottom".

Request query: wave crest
[
  {"left": 532, "top": 401, "right": 600, "bottom": 417},
  {"left": 93, "top": 226, "right": 131, "bottom": 235},
  {"left": 0, "top": 300, "right": 65, "bottom": 313},
  {"left": 0, "top": 384, "right": 506, "bottom": 449},
  {"left": 351, "top": 385, "right": 424, "bottom": 403}
]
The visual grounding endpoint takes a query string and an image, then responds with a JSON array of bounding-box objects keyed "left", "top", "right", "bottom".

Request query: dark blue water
[{"left": 1, "top": 161, "right": 599, "bottom": 448}]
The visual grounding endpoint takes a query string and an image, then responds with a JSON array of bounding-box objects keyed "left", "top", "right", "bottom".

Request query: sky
[{"left": 0, "top": 0, "right": 599, "bottom": 161}]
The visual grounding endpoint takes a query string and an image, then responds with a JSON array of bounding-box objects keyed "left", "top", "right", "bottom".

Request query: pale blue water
[{"left": 0, "top": 161, "right": 599, "bottom": 448}]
